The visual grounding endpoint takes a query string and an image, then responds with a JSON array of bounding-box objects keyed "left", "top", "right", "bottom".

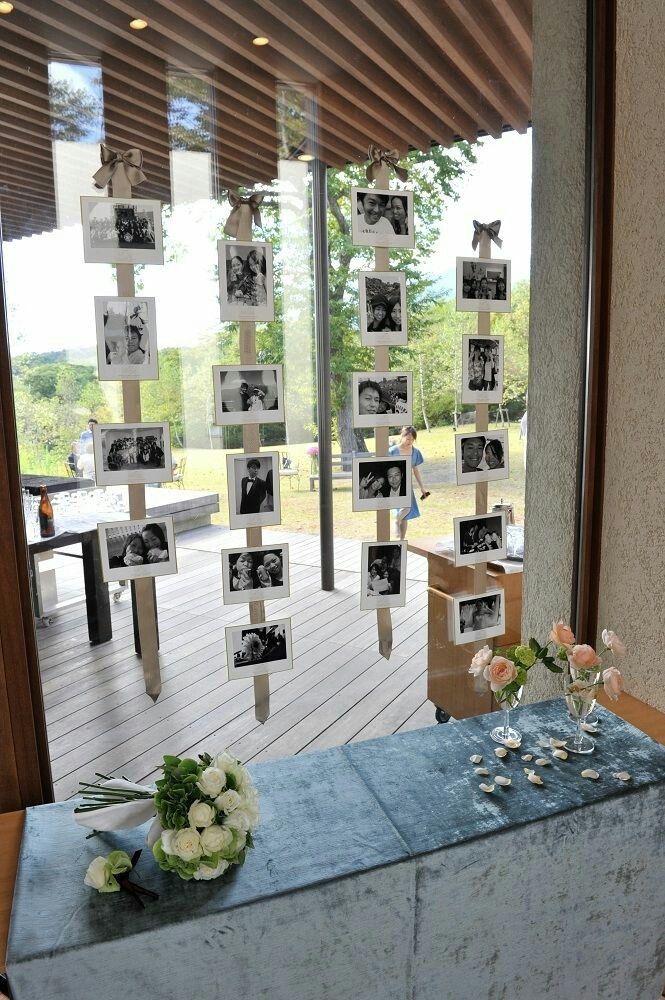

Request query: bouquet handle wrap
[{"left": 73, "top": 779, "right": 156, "bottom": 831}]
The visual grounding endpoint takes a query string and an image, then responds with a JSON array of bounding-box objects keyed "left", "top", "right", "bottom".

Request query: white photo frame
[
  {"left": 225, "top": 619, "right": 293, "bottom": 680},
  {"left": 453, "top": 512, "right": 508, "bottom": 567},
  {"left": 351, "top": 187, "right": 415, "bottom": 249},
  {"left": 360, "top": 541, "right": 407, "bottom": 610},
  {"left": 81, "top": 197, "right": 164, "bottom": 265},
  {"left": 352, "top": 456, "right": 412, "bottom": 512},
  {"left": 226, "top": 451, "right": 281, "bottom": 529},
  {"left": 452, "top": 588, "right": 505, "bottom": 645},
  {"left": 94, "top": 296, "right": 158, "bottom": 381},
  {"left": 455, "top": 429, "right": 509, "bottom": 485},
  {"left": 93, "top": 422, "right": 172, "bottom": 486},
  {"left": 461, "top": 335, "right": 504, "bottom": 405},
  {"left": 353, "top": 372, "right": 413, "bottom": 428},
  {"left": 98, "top": 516, "right": 177, "bottom": 583},
  {"left": 359, "top": 271, "right": 408, "bottom": 346},
  {"left": 212, "top": 364, "right": 284, "bottom": 425},
  {"left": 218, "top": 240, "right": 274, "bottom": 322},
  {"left": 221, "top": 543, "right": 291, "bottom": 605},
  {"left": 456, "top": 257, "right": 511, "bottom": 313}
]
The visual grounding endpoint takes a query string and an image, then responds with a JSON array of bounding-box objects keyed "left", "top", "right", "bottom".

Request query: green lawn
[{"left": 175, "top": 421, "right": 526, "bottom": 540}]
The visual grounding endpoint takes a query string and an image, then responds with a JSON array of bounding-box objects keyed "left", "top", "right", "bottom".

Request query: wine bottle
[{"left": 38, "top": 485, "right": 55, "bottom": 538}]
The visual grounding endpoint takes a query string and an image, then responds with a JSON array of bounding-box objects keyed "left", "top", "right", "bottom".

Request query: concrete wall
[
  {"left": 596, "top": 0, "right": 665, "bottom": 711},
  {"left": 522, "top": 0, "right": 588, "bottom": 701}
]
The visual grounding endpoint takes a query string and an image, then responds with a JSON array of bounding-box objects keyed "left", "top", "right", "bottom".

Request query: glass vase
[
  {"left": 491, "top": 686, "right": 523, "bottom": 745},
  {"left": 564, "top": 666, "right": 600, "bottom": 753}
]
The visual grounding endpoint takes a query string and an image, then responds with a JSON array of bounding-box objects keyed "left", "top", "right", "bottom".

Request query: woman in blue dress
[{"left": 388, "top": 425, "right": 428, "bottom": 539}]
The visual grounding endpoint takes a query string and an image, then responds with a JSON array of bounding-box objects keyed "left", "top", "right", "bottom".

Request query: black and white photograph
[
  {"left": 360, "top": 541, "right": 407, "bottom": 610},
  {"left": 358, "top": 271, "right": 408, "bottom": 346},
  {"left": 221, "top": 544, "right": 290, "bottom": 605},
  {"left": 353, "top": 372, "right": 413, "bottom": 428},
  {"left": 81, "top": 197, "right": 164, "bottom": 265},
  {"left": 452, "top": 589, "right": 505, "bottom": 645},
  {"left": 226, "top": 451, "right": 281, "bottom": 529},
  {"left": 352, "top": 456, "right": 412, "bottom": 512},
  {"left": 98, "top": 516, "right": 177, "bottom": 582},
  {"left": 461, "top": 336, "right": 504, "bottom": 404},
  {"left": 93, "top": 422, "right": 172, "bottom": 486},
  {"left": 351, "top": 187, "right": 415, "bottom": 249},
  {"left": 218, "top": 240, "right": 274, "bottom": 322},
  {"left": 225, "top": 619, "right": 293, "bottom": 680},
  {"left": 212, "top": 364, "right": 284, "bottom": 425},
  {"left": 95, "top": 296, "right": 158, "bottom": 381},
  {"left": 453, "top": 512, "right": 508, "bottom": 567},
  {"left": 455, "top": 429, "right": 509, "bottom": 485},
  {"left": 456, "top": 257, "right": 511, "bottom": 313}
]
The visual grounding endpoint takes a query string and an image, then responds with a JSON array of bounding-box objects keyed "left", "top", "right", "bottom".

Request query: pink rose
[
  {"left": 468, "top": 645, "right": 493, "bottom": 677},
  {"left": 602, "top": 666, "right": 624, "bottom": 701},
  {"left": 550, "top": 621, "right": 576, "bottom": 648},
  {"left": 569, "top": 644, "right": 601, "bottom": 670},
  {"left": 484, "top": 655, "right": 518, "bottom": 692},
  {"left": 601, "top": 629, "right": 626, "bottom": 656}
]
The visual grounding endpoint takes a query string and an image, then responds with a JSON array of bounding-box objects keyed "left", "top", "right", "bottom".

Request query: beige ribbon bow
[
  {"left": 92, "top": 144, "right": 146, "bottom": 190},
  {"left": 224, "top": 191, "right": 264, "bottom": 238},
  {"left": 471, "top": 219, "right": 503, "bottom": 251},
  {"left": 366, "top": 145, "right": 409, "bottom": 184}
]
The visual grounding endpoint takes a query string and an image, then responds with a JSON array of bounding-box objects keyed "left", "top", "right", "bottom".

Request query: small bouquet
[
  {"left": 468, "top": 637, "right": 563, "bottom": 707},
  {"left": 74, "top": 751, "right": 259, "bottom": 882}
]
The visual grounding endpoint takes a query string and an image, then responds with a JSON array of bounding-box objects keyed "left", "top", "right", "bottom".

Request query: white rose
[
  {"left": 212, "top": 751, "right": 235, "bottom": 771},
  {"left": 224, "top": 807, "right": 252, "bottom": 832},
  {"left": 188, "top": 800, "right": 216, "bottom": 829},
  {"left": 200, "top": 824, "right": 233, "bottom": 855},
  {"left": 160, "top": 829, "right": 177, "bottom": 855},
  {"left": 84, "top": 856, "right": 109, "bottom": 890},
  {"left": 214, "top": 789, "right": 242, "bottom": 813},
  {"left": 173, "top": 828, "right": 203, "bottom": 862},
  {"left": 192, "top": 858, "right": 230, "bottom": 881},
  {"left": 196, "top": 766, "right": 226, "bottom": 799}
]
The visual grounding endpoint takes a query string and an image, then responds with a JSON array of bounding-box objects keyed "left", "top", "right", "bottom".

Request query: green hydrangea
[{"left": 514, "top": 644, "right": 537, "bottom": 667}]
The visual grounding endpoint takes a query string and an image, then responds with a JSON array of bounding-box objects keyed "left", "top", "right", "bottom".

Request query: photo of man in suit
[{"left": 239, "top": 457, "right": 270, "bottom": 515}]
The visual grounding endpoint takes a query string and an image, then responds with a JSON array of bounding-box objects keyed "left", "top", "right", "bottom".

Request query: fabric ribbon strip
[
  {"left": 117, "top": 850, "right": 159, "bottom": 909},
  {"left": 366, "top": 145, "right": 409, "bottom": 184},
  {"left": 224, "top": 191, "right": 264, "bottom": 237},
  {"left": 93, "top": 144, "right": 147, "bottom": 190},
  {"left": 471, "top": 219, "right": 503, "bottom": 251}
]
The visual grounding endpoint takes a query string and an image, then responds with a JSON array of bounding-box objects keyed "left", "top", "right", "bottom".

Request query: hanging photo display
[
  {"left": 453, "top": 511, "right": 508, "bottom": 567},
  {"left": 212, "top": 364, "right": 284, "bottom": 425},
  {"left": 225, "top": 619, "right": 293, "bottom": 679},
  {"left": 360, "top": 541, "right": 407, "bottom": 610},
  {"left": 461, "top": 335, "right": 504, "bottom": 404},
  {"left": 226, "top": 451, "right": 281, "bottom": 529},
  {"left": 92, "top": 421, "right": 172, "bottom": 486},
  {"left": 221, "top": 544, "right": 290, "bottom": 605},
  {"left": 218, "top": 240, "right": 274, "bottom": 322},
  {"left": 452, "top": 588, "right": 505, "bottom": 645},
  {"left": 352, "top": 372, "right": 413, "bottom": 427},
  {"left": 351, "top": 187, "right": 415, "bottom": 249},
  {"left": 98, "top": 516, "right": 177, "bottom": 582},
  {"left": 455, "top": 429, "right": 510, "bottom": 485},
  {"left": 352, "top": 456, "right": 412, "bottom": 512},
  {"left": 81, "top": 197, "right": 164, "bottom": 265},
  {"left": 456, "top": 256, "right": 511, "bottom": 313},
  {"left": 94, "top": 296, "right": 158, "bottom": 381},
  {"left": 358, "top": 271, "right": 408, "bottom": 346}
]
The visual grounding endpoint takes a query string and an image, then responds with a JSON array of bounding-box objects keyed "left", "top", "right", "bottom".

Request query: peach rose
[
  {"left": 602, "top": 666, "right": 624, "bottom": 701},
  {"left": 484, "top": 655, "right": 518, "bottom": 692},
  {"left": 550, "top": 621, "right": 576, "bottom": 648},
  {"left": 569, "top": 644, "right": 601, "bottom": 670},
  {"left": 468, "top": 645, "right": 493, "bottom": 677},
  {"left": 601, "top": 629, "right": 626, "bottom": 656}
]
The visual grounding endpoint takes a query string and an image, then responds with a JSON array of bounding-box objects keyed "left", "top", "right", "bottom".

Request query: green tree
[{"left": 49, "top": 78, "right": 101, "bottom": 142}]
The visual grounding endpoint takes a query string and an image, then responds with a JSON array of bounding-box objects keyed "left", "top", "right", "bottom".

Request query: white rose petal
[
  {"left": 173, "top": 828, "right": 203, "bottom": 862},
  {"left": 84, "top": 856, "right": 109, "bottom": 890},
  {"left": 200, "top": 824, "right": 234, "bottom": 855},
  {"left": 613, "top": 771, "right": 631, "bottom": 781},
  {"left": 224, "top": 808, "right": 252, "bottom": 832},
  {"left": 552, "top": 749, "right": 569, "bottom": 760},
  {"left": 581, "top": 769, "right": 600, "bottom": 780},
  {"left": 193, "top": 858, "right": 230, "bottom": 881},
  {"left": 521, "top": 754, "right": 534, "bottom": 761},
  {"left": 196, "top": 767, "right": 226, "bottom": 799},
  {"left": 215, "top": 789, "right": 242, "bottom": 814},
  {"left": 495, "top": 776, "right": 511, "bottom": 787},
  {"left": 160, "top": 829, "right": 177, "bottom": 855},
  {"left": 469, "top": 754, "right": 483, "bottom": 764},
  {"left": 474, "top": 767, "right": 490, "bottom": 776},
  {"left": 188, "top": 800, "right": 216, "bottom": 829},
  {"left": 479, "top": 782, "right": 495, "bottom": 793}
]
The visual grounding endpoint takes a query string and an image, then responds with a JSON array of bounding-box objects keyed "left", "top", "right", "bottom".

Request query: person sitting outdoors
[
  {"left": 77, "top": 441, "right": 96, "bottom": 481},
  {"left": 67, "top": 441, "right": 81, "bottom": 476}
]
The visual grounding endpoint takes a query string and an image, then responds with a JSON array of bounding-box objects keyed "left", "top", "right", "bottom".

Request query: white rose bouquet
[{"left": 74, "top": 751, "right": 259, "bottom": 882}]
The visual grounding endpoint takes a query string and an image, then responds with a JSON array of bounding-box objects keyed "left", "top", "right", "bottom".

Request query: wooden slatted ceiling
[{"left": 0, "top": 0, "right": 532, "bottom": 241}]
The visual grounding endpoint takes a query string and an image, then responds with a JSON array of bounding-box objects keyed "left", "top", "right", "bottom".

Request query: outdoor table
[
  {"left": 6, "top": 700, "right": 665, "bottom": 1000},
  {"left": 20, "top": 474, "right": 94, "bottom": 495}
]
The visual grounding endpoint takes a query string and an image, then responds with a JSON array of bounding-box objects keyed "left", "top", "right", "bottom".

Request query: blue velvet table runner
[{"left": 7, "top": 699, "right": 665, "bottom": 971}]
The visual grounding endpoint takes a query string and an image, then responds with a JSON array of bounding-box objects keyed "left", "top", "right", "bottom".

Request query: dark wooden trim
[
  {"left": 573, "top": 0, "right": 616, "bottom": 641},
  {"left": 0, "top": 226, "right": 53, "bottom": 811}
]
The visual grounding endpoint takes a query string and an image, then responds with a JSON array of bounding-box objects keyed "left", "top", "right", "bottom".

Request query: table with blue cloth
[{"left": 6, "top": 699, "right": 665, "bottom": 1000}]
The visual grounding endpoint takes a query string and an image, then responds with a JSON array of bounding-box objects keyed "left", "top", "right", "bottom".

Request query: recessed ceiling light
[
  {"left": 297, "top": 153, "right": 315, "bottom": 162},
  {"left": 252, "top": 36, "right": 269, "bottom": 46},
  {"left": 129, "top": 17, "right": 148, "bottom": 30},
  {"left": 0, "top": 2, "right": 15, "bottom": 14}
]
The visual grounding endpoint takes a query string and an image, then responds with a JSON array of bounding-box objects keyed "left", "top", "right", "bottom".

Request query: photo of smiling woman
[
  {"left": 359, "top": 271, "right": 408, "bottom": 346},
  {"left": 352, "top": 372, "right": 412, "bottom": 428},
  {"left": 455, "top": 430, "right": 510, "bottom": 485},
  {"left": 351, "top": 187, "right": 415, "bottom": 249},
  {"left": 98, "top": 516, "right": 177, "bottom": 582}
]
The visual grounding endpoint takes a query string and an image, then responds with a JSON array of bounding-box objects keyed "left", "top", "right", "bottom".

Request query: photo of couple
[
  {"left": 222, "top": 545, "right": 290, "bottom": 604},
  {"left": 353, "top": 456, "right": 412, "bottom": 512},
  {"left": 455, "top": 430, "right": 509, "bottom": 485},
  {"left": 218, "top": 241, "right": 274, "bottom": 322},
  {"left": 462, "top": 336, "right": 504, "bottom": 403},
  {"left": 98, "top": 516, "right": 177, "bottom": 582},
  {"left": 351, "top": 187, "right": 415, "bottom": 248},
  {"left": 213, "top": 365, "right": 284, "bottom": 425},
  {"left": 359, "top": 271, "right": 408, "bottom": 346},
  {"left": 360, "top": 541, "right": 407, "bottom": 610}
]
